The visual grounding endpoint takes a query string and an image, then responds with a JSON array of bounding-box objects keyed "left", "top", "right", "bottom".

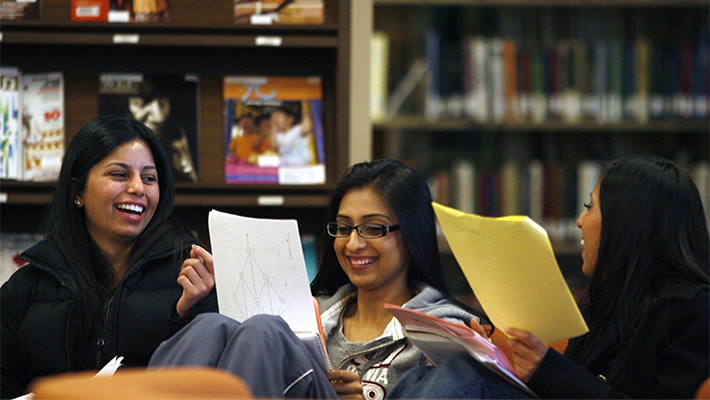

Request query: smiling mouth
[
  {"left": 350, "top": 258, "right": 375, "bottom": 266},
  {"left": 116, "top": 204, "right": 145, "bottom": 216}
]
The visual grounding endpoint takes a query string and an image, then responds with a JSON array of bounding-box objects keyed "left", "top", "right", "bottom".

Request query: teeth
[
  {"left": 580, "top": 239, "right": 585, "bottom": 246},
  {"left": 117, "top": 204, "right": 144, "bottom": 214},
  {"left": 351, "top": 259, "right": 373, "bottom": 266}
]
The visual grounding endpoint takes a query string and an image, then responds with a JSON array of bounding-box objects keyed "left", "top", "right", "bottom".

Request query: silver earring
[{"left": 74, "top": 199, "right": 82, "bottom": 207}]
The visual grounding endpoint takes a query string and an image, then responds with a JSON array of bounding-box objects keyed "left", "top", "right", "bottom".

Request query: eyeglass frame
[{"left": 326, "top": 222, "right": 401, "bottom": 239}]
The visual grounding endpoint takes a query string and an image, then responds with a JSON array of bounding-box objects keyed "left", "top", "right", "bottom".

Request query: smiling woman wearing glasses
[{"left": 149, "top": 159, "right": 484, "bottom": 399}]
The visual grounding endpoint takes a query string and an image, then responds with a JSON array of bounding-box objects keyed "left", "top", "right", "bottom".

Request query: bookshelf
[
  {"left": 371, "top": 0, "right": 709, "bottom": 293},
  {"left": 0, "top": 0, "right": 352, "bottom": 247}
]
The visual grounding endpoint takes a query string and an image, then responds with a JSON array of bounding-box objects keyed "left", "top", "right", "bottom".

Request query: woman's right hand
[
  {"left": 176, "top": 245, "right": 215, "bottom": 317},
  {"left": 325, "top": 369, "right": 364, "bottom": 400}
]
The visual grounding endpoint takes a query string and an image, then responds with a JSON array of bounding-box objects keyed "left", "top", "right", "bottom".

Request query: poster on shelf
[
  {"left": 1, "top": 67, "right": 22, "bottom": 180},
  {"left": 71, "top": 0, "right": 169, "bottom": 22},
  {"left": 0, "top": 0, "right": 40, "bottom": 20},
  {"left": 99, "top": 73, "right": 200, "bottom": 182},
  {"left": 20, "top": 71, "right": 64, "bottom": 182},
  {"left": 223, "top": 75, "right": 325, "bottom": 185},
  {"left": 234, "top": 0, "right": 323, "bottom": 25}
]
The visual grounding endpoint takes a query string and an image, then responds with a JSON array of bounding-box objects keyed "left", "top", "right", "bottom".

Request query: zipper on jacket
[
  {"left": 96, "top": 295, "right": 114, "bottom": 367},
  {"left": 100, "top": 242, "right": 192, "bottom": 360}
]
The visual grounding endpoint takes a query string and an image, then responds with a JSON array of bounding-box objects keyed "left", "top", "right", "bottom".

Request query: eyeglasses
[{"left": 326, "top": 222, "right": 400, "bottom": 239}]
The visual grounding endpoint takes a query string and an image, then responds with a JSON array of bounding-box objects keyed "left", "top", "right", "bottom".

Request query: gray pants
[{"left": 149, "top": 313, "right": 338, "bottom": 399}]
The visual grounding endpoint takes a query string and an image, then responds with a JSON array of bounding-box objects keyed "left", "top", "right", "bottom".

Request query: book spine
[{"left": 370, "top": 32, "right": 390, "bottom": 123}]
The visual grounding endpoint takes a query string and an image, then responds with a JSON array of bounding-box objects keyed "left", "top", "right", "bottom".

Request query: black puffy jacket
[{"left": 1, "top": 229, "right": 218, "bottom": 398}]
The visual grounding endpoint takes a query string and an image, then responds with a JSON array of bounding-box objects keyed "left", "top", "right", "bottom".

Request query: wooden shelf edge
[
  {"left": 0, "top": 181, "right": 333, "bottom": 207},
  {"left": 0, "top": 31, "right": 339, "bottom": 47},
  {"left": 373, "top": 116, "right": 710, "bottom": 133},
  {"left": 374, "top": 0, "right": 708, "bottom": 7},
  {"left": 175, "top": 192, "right": 330, "bottom": 207}
]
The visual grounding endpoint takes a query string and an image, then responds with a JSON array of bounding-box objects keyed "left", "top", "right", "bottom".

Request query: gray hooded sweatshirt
[{"left": 317, "top": 283, "right": 476, "bottom": 400}]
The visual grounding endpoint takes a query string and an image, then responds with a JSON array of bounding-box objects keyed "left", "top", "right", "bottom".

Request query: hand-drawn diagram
[
  {"left": 231, "top": 233, "right": 291, "bottom": 318},
  {"left": 209, "top": 211, "right": 316, "bottom": 334}
]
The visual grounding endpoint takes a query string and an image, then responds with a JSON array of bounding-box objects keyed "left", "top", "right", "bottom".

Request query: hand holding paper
[{"left": 432, "top": 202, "right": 588, "bottom": 345}]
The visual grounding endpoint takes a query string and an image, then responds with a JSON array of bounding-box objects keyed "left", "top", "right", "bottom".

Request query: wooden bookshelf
[
  {"left": 371, "top": 0, "right": 709, "bottom": 293},
  {"left": 0, "top": 0, "right": 352, "bottom": 245}
]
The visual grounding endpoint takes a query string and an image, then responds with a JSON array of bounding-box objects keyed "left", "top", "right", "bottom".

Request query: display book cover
[
  {"left": 98, "top": 73, "right": 199, "bottom": 183},
  {"left": 1, "top": 70, "right": 65, "bottom": 182},
  {"left": 385, "top": 202, "right": 591, "bottom": 397},
  {"left": 223, "top": 76, "right": 326, "bottom": 185},
  {"left": 0, "top": 0, "right": 40, "bottom": 20},
  {"left": 71, "top": 0, "right": 169, "bottom": 22},
  {"left": 208, "top": 210, "right": 331, "bottom": 372},
  {"left": 234, "top": 0, "right": 323, "bottom": 25}
]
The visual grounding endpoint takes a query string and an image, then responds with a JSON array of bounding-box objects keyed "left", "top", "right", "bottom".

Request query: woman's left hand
[
  {"left": 176, "top": 245, "right": 215, "bottom": 317},
  {"left": 325, "top": 369, "right": 364, "bottom": 400},
  {"left": 505, "top": 328, "right": 549, "bottom": 383}
]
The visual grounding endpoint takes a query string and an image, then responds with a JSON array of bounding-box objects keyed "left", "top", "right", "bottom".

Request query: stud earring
[{"left": 74, "top": 199, "right": 82, "bottom": 207}]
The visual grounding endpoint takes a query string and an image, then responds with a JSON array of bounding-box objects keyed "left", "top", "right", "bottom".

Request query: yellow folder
[{"left": 433, "top": 202, "right": 588, "bottom": 345}]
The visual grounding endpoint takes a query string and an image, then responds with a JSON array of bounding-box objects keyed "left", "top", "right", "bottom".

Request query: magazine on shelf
[
  {"left": 0, "top": 0, "right": 40, "bottom": 20},
  {"left": 234, "top": 0, "right": 323, "bottom": 25},
  {"left": 71, "top": 0, "right": 169, "bottom": 22},
  {"left": 208, "top": 210, "right": 331, "bottom": 372},
  {"left": 98, "top": 73, "right": 199, "bottom": 182},
  {"left": 20, "top": 71, "right": 64, "bottom": 182},
  {"left": 384, "top": 304, "right": 536, "bottom": 397},
  {"left": 1, "top": 67, "right": 22, "bottom": 180},
  {"left": 223, "top": 75, "right": 325, "bottom": 185}
]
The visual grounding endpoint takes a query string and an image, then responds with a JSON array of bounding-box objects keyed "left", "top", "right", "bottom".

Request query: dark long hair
[
  {"left": 310, "top": 159, "right": 469, "bottom": 311},
  {"left": 567, "top": 156, "right": 709, "bottom": 381},
  {"left": 44, "top": 116, "right": 178, "bottom": 341}
]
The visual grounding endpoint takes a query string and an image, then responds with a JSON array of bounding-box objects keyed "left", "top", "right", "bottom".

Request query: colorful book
[
  {"left": 451, "top": 159, "right": 476, "bottom": 215},
  {"left": 98, "top": 73, "right": 199, "bottom": 182},
  {"left": 234, "top": 0, "right": 323, "bottom": 25},
  {"left": 20, "top": 71, "right": 64, "bottom": 182},
  {"left": 525, "top": 160, "right": 545, "bottom": 223},
  {"left": 370, "top": 31, "right": 390, "bottom": 123},
  {"left": 516, "top": 45, "right": 533, "bottom": 123},
  {"left": 607, "top": 39, "right": 624, "bottom": 123},
  {"left": 1, "top": 67, "right": 22, "bottom": 180},
  {"left": 488, "top": 38, "right": 506, "bottom": 123},
  {"left": 463, "top": 36, "right": 490, "bottom": 123},
  {"left": 530, "top": 44, "right": 548, "bottom": 124},
  {"left": 0, "top": 0, "right": 40, "bottom": 20},
  {"left": 424, "top": 7, "right": 464, "bottom": 121},
  {"left": 502, "top": 39, "right": 518, "bottom": 123},
  {"left": 71, "top": 0, "right": 169, "bottom": 22},
  {"left": 385, "top": 304, "right": 535, "bottom": 397},
  {"left": 223, "top": 76, "right": 325, "bottom": 185}
]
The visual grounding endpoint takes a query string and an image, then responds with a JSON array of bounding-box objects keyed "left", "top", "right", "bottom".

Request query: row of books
[
  {"left": 0, "top": 0, "right": 324, "bottom": 24},
  {"left": 426, "top": 159, "right": 710, "bottom": 245},
  {"left": 1, "top": 71, "right": 327, "bottom": 185},
  {"left": 425, "top": 34, "right": 710, "bottom": 124}
]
